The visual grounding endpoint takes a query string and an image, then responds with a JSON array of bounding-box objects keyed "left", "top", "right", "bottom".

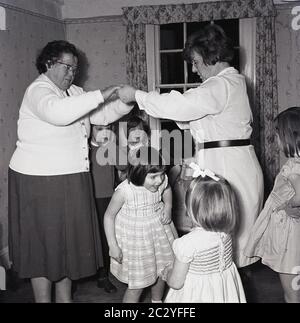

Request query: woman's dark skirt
[{"left": 8, "top": 168, "right": 103, "bottom": 281}]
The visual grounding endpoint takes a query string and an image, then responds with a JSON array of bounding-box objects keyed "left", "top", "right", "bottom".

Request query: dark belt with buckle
[{"left": 202, "top": 139, "right": 251, "bottom": 149}]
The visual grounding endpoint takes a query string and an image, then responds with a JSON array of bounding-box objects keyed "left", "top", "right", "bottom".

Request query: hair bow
[{"left": 189, "top": 162, "right": 220, "bottom": 181}]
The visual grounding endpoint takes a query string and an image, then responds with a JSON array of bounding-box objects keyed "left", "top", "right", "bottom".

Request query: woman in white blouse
[
  {"left": 118, "top": 24, "right": 264, "bottom": 271},
  {"left": 8, "top": 40, "right": 133, "bottom": 302}
]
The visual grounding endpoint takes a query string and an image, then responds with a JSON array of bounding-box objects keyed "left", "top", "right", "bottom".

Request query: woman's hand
[
  {"left": 117, "top": 85, "right": 137, "bottom": 103},
  {"left": 102, "top": 85, "right": 121, "bottom": 101},
  {"left": 109, "top": 245, "right": 123, "bottom": 264}
]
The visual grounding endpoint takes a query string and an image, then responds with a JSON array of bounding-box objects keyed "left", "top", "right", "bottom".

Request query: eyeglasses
[{"left": 56, "top": 61, "right": 79, "bottom": 75}]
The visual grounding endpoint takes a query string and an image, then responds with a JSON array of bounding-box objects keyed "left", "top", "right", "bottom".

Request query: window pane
[
  {"left": 160, "top": 53, "right": 184, "bottom": 84},
  {"left": 186, "top": 21, "right": 210, "bottom": 38},
  {"left": 186, "top": 20, "right": 239, "bottom": 46},
  {"left": 160, "top": 24, "right": 183, "bottom": 50},
  {"left": 214, "top": 19, "right": 239, "bottom": 47},
  {"left": 159, "top": 87, "right": 184, "bottom": 94}
]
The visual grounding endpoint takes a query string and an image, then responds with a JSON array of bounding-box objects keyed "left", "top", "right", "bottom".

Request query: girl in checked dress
[{"left": 104, "top": 146, "right": 177, "bottom": 303}]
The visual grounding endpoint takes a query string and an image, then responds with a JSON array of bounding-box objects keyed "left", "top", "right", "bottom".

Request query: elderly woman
[
  {"left": 118, "top": 24, "right": 264, "bottom": 269},
  {"left": 8, "top": 40, "right": 133, "bottom": 302}
]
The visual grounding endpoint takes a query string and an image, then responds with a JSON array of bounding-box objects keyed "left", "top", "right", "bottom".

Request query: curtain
[
  {"left": 255, "top": 16, "right": 279, "bottom": 193},
  {"left": 125, "top": 23, "right": 148, "bottom": 91},
  {"left": 122, "top": 0, "right": 278, "bottom": 189}
]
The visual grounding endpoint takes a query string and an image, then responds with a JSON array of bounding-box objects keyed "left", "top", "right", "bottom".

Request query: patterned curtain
[
  {"left": 255, "top": 16, "right": 279, "bottom": 194},
  {"left": 122, "top": 0, "right": 278, "bottom": 188},
  {"left": 125, "top": 23, "right": 148, "bottom": 91}
]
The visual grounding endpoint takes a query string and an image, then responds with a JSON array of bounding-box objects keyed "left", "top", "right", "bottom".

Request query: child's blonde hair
[
  {"left": 185, "top": 176, "right": 238, "bottom": 234},
  {"left": 274, "top": 106, "right": 300, "bottom": 158}
]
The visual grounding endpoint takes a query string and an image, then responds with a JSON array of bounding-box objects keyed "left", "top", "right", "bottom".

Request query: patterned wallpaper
[
  {"left": 275, "top": 8, "right": 300, "bottom": 165},
  {"left": 276, "top": 8, "right": 300, "bottom": 113},
  {"left": 0, "top": 6, "right": 65, "bottom": 265},
  {"left": 66, "top": 18, "right": 127, "bottom": 90}
]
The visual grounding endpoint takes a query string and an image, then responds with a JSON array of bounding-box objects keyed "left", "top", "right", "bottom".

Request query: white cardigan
[{"left": 10, "top": 74, "right": 131, "bottom": 176}]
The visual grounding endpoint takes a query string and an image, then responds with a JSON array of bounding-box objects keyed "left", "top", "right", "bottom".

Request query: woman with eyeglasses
[
  {"left": 8, "top": 40, "right": 133, "bottom": 302},
  {"left": 117, "top": 24, "right": 264, "bottom": 273}
]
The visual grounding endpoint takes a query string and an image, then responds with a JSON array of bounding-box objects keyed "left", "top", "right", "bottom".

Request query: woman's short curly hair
[
  {"left": 36, "top": 40, "right": 79, "bottom": 74},
  {"left": 183, "top": 24, "right": 234, "bottom": 66}
]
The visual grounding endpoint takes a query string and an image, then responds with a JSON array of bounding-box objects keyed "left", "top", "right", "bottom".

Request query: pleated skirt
[{"left": 8, "top": 168, "right": 103, "bottom": 281}]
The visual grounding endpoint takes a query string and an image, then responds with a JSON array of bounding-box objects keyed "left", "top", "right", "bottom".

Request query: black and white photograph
[{"left": 0, "top": 0, "right": 300, "bottom": 306}]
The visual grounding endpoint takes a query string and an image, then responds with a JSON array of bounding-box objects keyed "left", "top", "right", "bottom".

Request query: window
[{"left": 146, "top": 19, "right": 256, "bottom": 153}]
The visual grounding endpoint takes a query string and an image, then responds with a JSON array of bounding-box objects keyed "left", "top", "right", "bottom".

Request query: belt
[{"left": 201, "top": 139, "right": 251, "bottom": 149}]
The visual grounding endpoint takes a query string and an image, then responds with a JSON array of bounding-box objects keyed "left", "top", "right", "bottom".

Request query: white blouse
[
  {"left": 136, "top": 67, "right": 253, "bottom": 143},
  {"left": 10, "top": 74, "right": 132, "bottom": 176}
]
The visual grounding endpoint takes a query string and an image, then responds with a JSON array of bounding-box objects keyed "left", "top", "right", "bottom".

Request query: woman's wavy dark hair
[
  {"left": 274, "top": 106, "right": 300, "bottom": 158},
  {"left": 36, "top": 40, "right": 79, "bottom": 74},
  {"left": 183, "top": 24, "right": 234, "bottom": 66}
]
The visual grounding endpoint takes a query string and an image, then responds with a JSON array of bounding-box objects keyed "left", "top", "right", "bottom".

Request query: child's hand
[
  {"left": 160, "top": 263, "right": 173, "bottom": 282},
  {"left": 279, "top": 203, "right": 300, "bottom": 218},
  {"left": 109, "top": 245, "right": 123, "bottom": 264},
  {"left": 159, "top": 205, "right": 172, "bottom": 225}
]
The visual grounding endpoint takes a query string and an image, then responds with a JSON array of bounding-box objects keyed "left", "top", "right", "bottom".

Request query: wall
[
  {"left": 276, "top": 7, "right": 300, "bottom": 112},
  {"left": 61, "top": 0, "right": 300, "bottom": 18},
  {"left": 66, "top": 17, "right": 127, "bottom": 91},
  {"left": 62, "top": 0, "right": 225, "bottom": 18},
  {"left": 0, "top": 5, "right": 65, "bottom": 265},
  {"left": 0, "top": 0, "right": 63, "bottom": 19}
]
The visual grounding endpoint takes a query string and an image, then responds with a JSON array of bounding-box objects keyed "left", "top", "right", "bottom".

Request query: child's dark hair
[
  {"left": 127, "top": 146, "right": 167, "bottom": 186},
  {"left": 127, "top": 116, "right": 151, "bottom": 138},
  {"left": 185, "top": 175, "right": 238, "bottom": 234},
  {"left": 274, "top": 106, "right": 300, "bottom": 158}
]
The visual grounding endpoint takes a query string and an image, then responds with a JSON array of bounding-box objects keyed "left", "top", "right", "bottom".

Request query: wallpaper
[
  {"left": 66, "top": 18, "right": 127, "bottom": 91},
  {"left": 0, "top": 7, "right": 65, "bottom": 265},
  {"left": 276, "top": 8, "right": 300, "bottom": 112}
]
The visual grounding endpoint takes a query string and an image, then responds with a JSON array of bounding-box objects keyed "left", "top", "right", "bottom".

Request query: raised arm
[
  {"left": 118, "top": 77, "right": 227, "bottom": 122},
  {"left": 104, "top": 188, "right": 125, "bottom": 263},
  {"left": 29, "top": 83, "right": 120, "bottom": 126},
  {"left": 90, "top": 98, "right": 133, "bottom": 126}
]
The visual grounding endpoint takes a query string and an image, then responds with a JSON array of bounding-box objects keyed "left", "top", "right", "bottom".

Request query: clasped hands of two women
[{"left": 102, "top": 84, "right": 137, "bottom": 103}]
